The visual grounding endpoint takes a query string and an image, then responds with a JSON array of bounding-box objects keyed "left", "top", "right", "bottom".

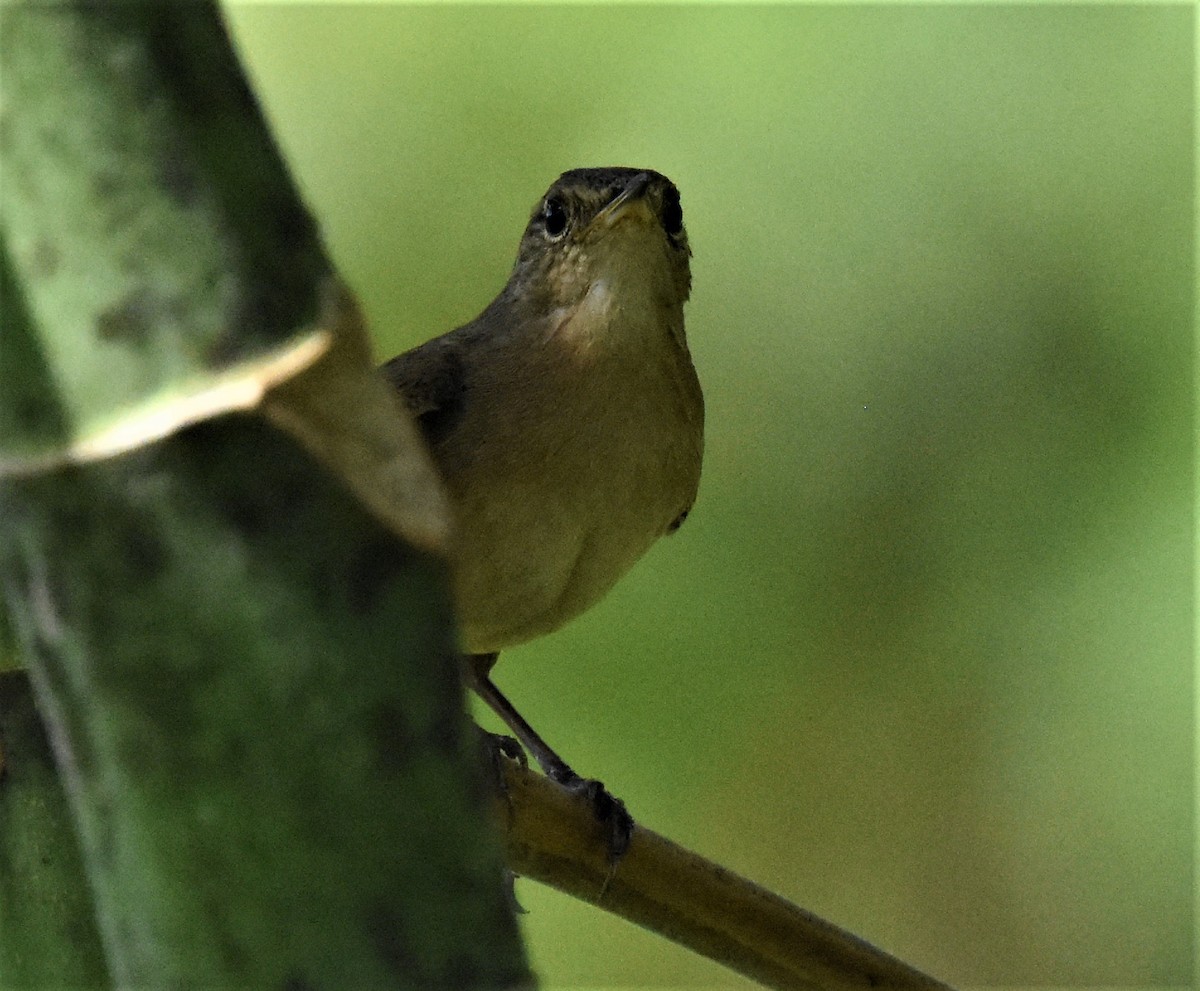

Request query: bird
[{"left": 380, "top": 168, "right": 703, "bottom": 838}]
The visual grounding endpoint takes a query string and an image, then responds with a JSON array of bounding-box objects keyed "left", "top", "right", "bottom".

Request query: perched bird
[{"left": 381, "top": 168, "right": 703, "bottom": 819}]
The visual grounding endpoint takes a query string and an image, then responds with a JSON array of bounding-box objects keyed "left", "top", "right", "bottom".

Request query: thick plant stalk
[
  {"left": 0, "top": 3, "right": 528, "bottom": 986},
  {"left": 1, "top": 416, "right": 527, "bottom": 988},
  {"left": 0, "top": 670, "right": 109, "bottom": 989}
]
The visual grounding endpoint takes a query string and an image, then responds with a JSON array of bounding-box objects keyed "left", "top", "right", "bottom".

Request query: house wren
[{"left": 381, "top": 168, "right": 703, "bottom": 810}]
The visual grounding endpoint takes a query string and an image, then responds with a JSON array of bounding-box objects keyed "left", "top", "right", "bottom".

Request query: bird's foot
[
  {"left": 551, "top": 769, "right": 634, "bottom": 865},
  {"left": 475, "top": 730, "right": 529, "bottom": 912},
  {"left": 474, "top": 726, "right": 633, "bottom": 866},
  {"left": 476, "top": 728, "right": 526, "bottom": 802}
]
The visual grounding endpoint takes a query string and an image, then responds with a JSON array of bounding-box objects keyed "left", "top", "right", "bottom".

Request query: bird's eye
[
  {"left": 541, "top": 197, "right": 569, "bottom": 238},
  {"left": 661, "top": 188, "right": 684, "bottom": 236}
]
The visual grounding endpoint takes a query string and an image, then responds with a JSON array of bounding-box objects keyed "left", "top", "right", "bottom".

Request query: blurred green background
[{"left": 221, "top": 4, "right": 1193, "bottom": 988}]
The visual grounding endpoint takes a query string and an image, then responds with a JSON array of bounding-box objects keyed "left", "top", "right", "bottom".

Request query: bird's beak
[{"left": 593, "top": 172, "right": 652, "bottom": 228}]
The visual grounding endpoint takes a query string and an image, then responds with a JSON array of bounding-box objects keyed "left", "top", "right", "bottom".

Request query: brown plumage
[{"left": 381, "top": 168, "right": 703, "bottom": 799}]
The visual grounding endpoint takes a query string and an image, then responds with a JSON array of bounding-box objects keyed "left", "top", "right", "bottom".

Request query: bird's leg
[
  {"left": 466, "top": 652, "right": 633, "bottom": 861},
  {"left": 465, "top": 652, "right": 579, "bottom": 784}
]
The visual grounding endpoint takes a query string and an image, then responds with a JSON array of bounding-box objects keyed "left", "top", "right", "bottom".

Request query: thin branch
[{"left": 495, "top": 758, "right": 954, "bottom": 991}]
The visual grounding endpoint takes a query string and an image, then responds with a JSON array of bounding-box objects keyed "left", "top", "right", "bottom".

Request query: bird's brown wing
[{"left": 379, "top": 337, "right": 468, "bottom": 449}]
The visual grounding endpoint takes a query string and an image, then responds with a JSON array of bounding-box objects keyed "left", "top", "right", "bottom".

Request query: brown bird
[{"left": 381, "top": 168, "right": 703, "bottom": 832}]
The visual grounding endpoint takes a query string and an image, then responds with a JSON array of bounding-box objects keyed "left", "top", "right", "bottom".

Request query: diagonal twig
[{"left": 495, "top": 758, "right": 955, "bottom": 991}]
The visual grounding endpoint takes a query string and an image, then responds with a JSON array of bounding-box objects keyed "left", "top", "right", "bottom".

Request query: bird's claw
[
  {"left": 476, "top": 728, "right": 527, "bottom": 810},
  {"left": 477, "top": 728, "right": 632, "bottom": 866},
  {"left": 557, "top": 773, "right": 634, "bottom": 864}
]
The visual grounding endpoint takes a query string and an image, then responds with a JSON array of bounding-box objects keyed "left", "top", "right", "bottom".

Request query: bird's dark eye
[
  {"left": 541, "top": 196, "right": 569, "bottom": 238},
  {"left": 661, "top": 188, "right": 684, "bottom": 236}
]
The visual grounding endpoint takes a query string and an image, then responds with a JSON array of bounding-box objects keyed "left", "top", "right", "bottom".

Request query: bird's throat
[{"left": 549, "top": 275, "right": 681, "bottom": 365}]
